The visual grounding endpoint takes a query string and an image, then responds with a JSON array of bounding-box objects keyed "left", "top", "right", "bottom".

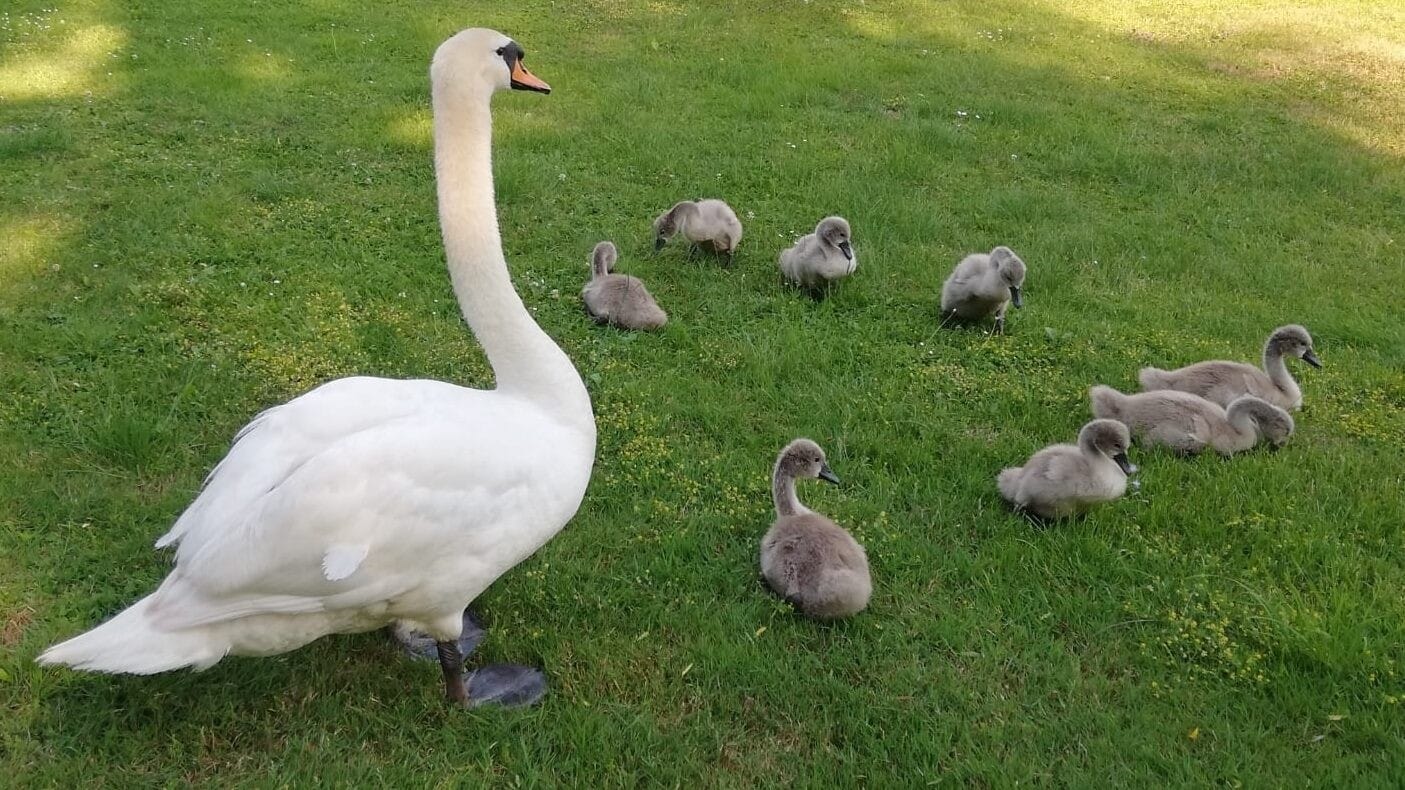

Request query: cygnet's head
[
  {"left": 1230, "top": 396, "right": 1296, "bottom": 448},
  {"left": 816, "top": 217, "right": 853, "bottom": 260},
  {"left": 1080, "top": 419, "right": 1136, "bottom": 475},
  {"left": 431, "top": 29, "right": 551, "bottom": 100},
  {"left": 652, "top": 201, "right": 692, "bottom": 249},
  {"left": 591, "top": 241, "right": 617, "bottom": 277},
  {"left": 775, "top": 438, "right": 841, "bottom": 484},
  {"left": 1267, "top": 324, "right": 1321, "bottom": 368},
  {"left": 992, "top": 246, "right": 1027, "bottom": 308}
]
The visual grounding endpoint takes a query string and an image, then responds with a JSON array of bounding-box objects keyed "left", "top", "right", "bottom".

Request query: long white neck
[
  {"left": 432, "top": 82, "right": 591, "bottom": 425},
  {"left": 772, "top": 468, "right": 809, "bottom": 518},
  {"left": 1261, "top": 345, "right": 1300, "bottom": 404}
]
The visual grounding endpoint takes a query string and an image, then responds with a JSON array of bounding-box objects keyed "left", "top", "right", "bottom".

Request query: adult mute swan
[{"left": 38, "top": 28, "right": 595, "bottom": 708}]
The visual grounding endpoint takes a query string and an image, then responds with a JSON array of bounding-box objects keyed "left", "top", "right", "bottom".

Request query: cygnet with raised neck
[{"left": 759, "top": 439, "right": 871, "bottom": 619}]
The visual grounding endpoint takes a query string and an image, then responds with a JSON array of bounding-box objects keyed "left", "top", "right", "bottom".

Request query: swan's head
[
  {"left": 775, "top": 438, "right": 840, "bottom": 484},
  {"left": 431, "top": 28, "right": 550, "bottom": 99},
  {"left": 1080, "top": 419, "right": 1136, "bottom": 475},
  {"left": 1267, "top": 324, "right": 1321, "bottom": 368},
  {"left": 992, "top": 246, "right": 1026, "bottom": 308},
  {"left": 1229, "top": 396, "right": 1296, "bottom": 448},
  {"left": 591, "top": 241, "right": 618, "bottom": 277},
  {"left": 816, "top": 216, "right": 853, "bottom": 260}
]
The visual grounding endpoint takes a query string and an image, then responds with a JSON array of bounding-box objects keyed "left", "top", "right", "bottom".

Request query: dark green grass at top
[{"left": 2, "top": 0, "right": 1404, "bottom": 785}]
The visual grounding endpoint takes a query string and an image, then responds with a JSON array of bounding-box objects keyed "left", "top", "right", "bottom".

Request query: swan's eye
[{"left": 495, "top": 46, "right": 505, "bottom": 56}]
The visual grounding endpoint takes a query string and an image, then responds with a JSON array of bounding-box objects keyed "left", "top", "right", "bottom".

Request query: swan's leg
[
  {"left": 435, "top": 642, "right": 545, "bottom": 708},
  {"left": 993, "top": 305, "right": 1008, "bottom": 335},
  {"left": 437, "top": 640, "right": 470, "bottom": 706}
]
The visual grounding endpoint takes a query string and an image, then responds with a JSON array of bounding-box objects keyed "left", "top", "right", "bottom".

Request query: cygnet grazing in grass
[
  {"left": 997, "top": 419, "right": 1137, "bottom": 520},
  {"left": 759, "top": 438, "right": 871, "bottom": 619},
  {"left": 779, "top": 216, "right": 856, "bottom": 290},
  {"left": 1089, "top": 385, "right": 1294, "bottom": 456},
  {"left": 653, "top": 199, "right": 743, "bottom": 265},
  {"left": 1139, "top": 324, "right": 1321, "bottom": 411},
  {"left": 940, "top": 245, "right": 1026, "bottom": 334},
  {"left": 581, "top": 241, "right": 667, "bottom": 330}
]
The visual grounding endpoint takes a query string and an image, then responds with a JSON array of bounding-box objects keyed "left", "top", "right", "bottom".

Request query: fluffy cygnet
[
  {"left": 997, "top": 419, "right": 1137, "bottom": 519},
  {"left": 653, "top": 199, "right": 743, "bottom": 264},
  {"left": 778, "top": 216, "right": 856, "bottom": 289},
  {"left": 581, "top": 241, "right": 667, "bottom": 330},
  {"left": 759, "top": 438, "right": 871, "bottom": 619},
  {"left": 1139, "top": 324, "right": 1321, "bottom": 411},
  {"left": 940, "top": 245, "right": 1027, "bottom": 334},
  {"left": 1090, "top": 385, "right": 1294, "bottom": 455}
]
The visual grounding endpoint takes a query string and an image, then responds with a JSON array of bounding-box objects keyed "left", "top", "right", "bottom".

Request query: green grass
[{"left": 4, "top": 0, "right": 1404, "bottom": 784}]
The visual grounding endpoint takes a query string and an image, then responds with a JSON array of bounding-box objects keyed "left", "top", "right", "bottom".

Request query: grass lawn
[{"left": 4, "top": 0, "right": 1404, "bottom": 784}]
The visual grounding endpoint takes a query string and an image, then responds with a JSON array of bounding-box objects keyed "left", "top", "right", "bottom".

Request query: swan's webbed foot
[
  {"left": 393, "top": 609, "right": 485, "bottom": 662},
  {"left": 436, "top": 643, "right": 546, "bottom": 708},
  {"left": 464, "top": 664, "right": 548, "bottom": 708}
]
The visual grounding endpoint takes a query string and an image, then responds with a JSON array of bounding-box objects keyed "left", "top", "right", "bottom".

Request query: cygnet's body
[
  {"left": 940, "top": 246, "right": 1026, "bottom": 334},
  {"left": 1139, "top": 325, "right": 1321, "bottom": 411},
  {"left": 779, "top": 217, "right": 856, "bottom": 289},
  {"left": 1089, "top": 386, "right": 1294, "bottom": 456},
  {"left": 581, "top": 241, "right": 667, "bottom": 330},
  {"left": 997, "top": 419, "right": 1137, "bottom": 519},
  {"left": 653, "top": 199, "right": 742, "bottom": 264},
  {"left": 759, "top": 439, "right": 871, "bottom": 619}
]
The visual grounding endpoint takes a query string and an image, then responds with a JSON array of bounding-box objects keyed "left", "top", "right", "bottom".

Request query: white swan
[{"left": 38, "top": 29, "right": 594, "bottom": 708}]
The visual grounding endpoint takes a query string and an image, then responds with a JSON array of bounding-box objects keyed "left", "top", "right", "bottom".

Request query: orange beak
[{"left": 510, "top": 59, "right": 551, "bottom": 94}]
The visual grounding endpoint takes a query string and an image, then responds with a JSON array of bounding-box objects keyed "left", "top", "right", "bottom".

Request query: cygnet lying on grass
[
  {"left": 760, "top": 438, "right": 871, "bottom": 619},
  {"left": 997, "top": 419, "right": 1137, "bottom": 520},
  {"left": 1090, "top": 385, "right": 1294, "bottom": 455},
  {"left": 581, "top": 241, "right": 667, "bottom": 330},
  {"left": 1139, "top": 324, "right": 1321, "bottom": 411}
]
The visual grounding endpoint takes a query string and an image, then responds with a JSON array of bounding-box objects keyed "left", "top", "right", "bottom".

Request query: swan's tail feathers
[
  {"left": 1138, "top": 367, "right": 1169, "bottom": 392},
  {"left": 1089, "top": 385, "right": 1123, "bottom": 420},
  {"left": 997, "top": 467, "right": 1023, "bottom": 504},
  {"left": 37, "top": 595, "right": 226, "bottom": 675}
]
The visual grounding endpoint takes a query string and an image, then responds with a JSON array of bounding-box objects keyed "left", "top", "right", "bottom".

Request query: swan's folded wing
[
  {"left": 147, "top": 410, "right": 551, "bottom": 630},
  {"left": 157, "top": 377, "right": 466, "bottom": 551}
]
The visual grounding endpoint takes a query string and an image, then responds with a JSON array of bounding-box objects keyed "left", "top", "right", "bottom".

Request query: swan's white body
[{"left": 39, "top": 29, "right": 595, "bottom": 675}]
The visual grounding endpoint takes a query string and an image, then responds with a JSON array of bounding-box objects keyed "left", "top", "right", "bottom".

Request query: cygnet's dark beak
[
  {"left": 837, "top": 240, "right": 853, "bottom": 260},
  {"left": 1010, "top": 286, "right": 1024, "bottom": 309},
  {"left": 505, "top": 45, "right": 551, "bottom": 94},
  {"left": 1302, "top": 349, "right": 1322, "bottom": 368},
  {"left": 1112, "top": 452, "right": 1137, "bottom": 476},
  {"left": 818, "top": 464, "right": 841, "bottom": 485},
  {"left": 653, "top": 236, "right": 666, "bottom": 252}
]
